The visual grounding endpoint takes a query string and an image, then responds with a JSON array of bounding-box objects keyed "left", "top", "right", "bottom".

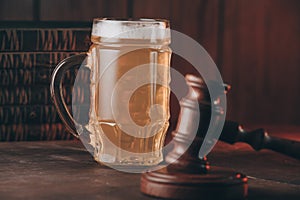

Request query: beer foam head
[{"left": 92, "top": 18, "right": 171, "bottom": 41}]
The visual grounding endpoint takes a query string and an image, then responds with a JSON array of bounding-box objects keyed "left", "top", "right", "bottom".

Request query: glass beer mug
[{"left": 50, "top": 18, "right": 171, "bottom": 167}]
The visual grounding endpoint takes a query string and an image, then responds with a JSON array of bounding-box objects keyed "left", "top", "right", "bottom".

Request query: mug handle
[{"left": 50, "top": 53, "right": 87, "bottom": 138}]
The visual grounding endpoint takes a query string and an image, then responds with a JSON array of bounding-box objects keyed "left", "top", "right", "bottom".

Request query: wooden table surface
[{"left": 0, "top": 129, "right": 300, "bottom": 200}]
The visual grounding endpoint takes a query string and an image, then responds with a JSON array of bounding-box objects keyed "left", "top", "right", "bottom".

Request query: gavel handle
[
  {"left": 220, "top": 121, "right": 300, "bottom": 160},
  {"left": 263, "top": 135, "right": 300, "bottom": 160}
]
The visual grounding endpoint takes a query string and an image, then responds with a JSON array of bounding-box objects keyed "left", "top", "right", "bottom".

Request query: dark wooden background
[{"left": 1, "top": 0, "right": 299, "bottom": 126}]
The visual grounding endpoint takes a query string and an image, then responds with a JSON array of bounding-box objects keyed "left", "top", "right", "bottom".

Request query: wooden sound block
[{"left": 141, "top": 166, "right": 248, "bottom": 200}]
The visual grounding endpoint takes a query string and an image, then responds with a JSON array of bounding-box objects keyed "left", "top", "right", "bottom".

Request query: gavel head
[{"left": 165, "top": 74, "right": 229, "bottom": 173}]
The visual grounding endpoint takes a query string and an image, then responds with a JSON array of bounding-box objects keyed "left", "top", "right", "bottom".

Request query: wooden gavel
[{"left": 141, "top": 74, "right": 300, "bottom": 199}]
